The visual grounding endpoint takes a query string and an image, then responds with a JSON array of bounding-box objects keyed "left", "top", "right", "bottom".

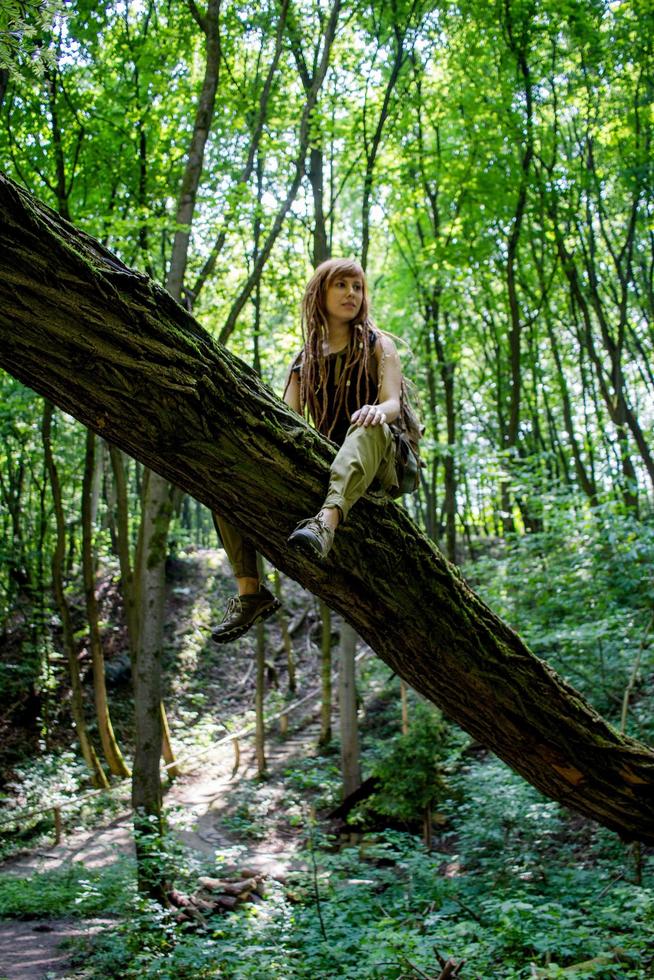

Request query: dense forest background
[{"left": 0, "top": 0, "right": 653, "bottom": 977}]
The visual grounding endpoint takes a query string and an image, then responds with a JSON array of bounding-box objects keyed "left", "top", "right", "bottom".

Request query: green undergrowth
[
  {"left": 75, "top": 755, "right": 653, "bottom": 979},
  {"left": 466, "top": 499, "right": 654, "bottom": 741},
  {"left": 2, "top": 513, "right": 653, "bottom": 977},
  {"left": 0, "top": 751, "right": 131, "bottom": 862},
  {"left": 0, "top": 857, "right": 134, "bottom": 919}
]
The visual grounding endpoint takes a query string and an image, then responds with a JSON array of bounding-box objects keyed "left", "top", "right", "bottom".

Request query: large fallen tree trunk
[{"left": 1, "top": 172, "right": 653, "bottom": 842}]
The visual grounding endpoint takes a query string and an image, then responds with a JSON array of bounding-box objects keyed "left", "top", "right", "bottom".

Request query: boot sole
[
  {"left": 288, "top": 530, "right": 328, "bottom": 561},
  {"left": 211, "top": 598, "right": 281, "bottom": 644}
]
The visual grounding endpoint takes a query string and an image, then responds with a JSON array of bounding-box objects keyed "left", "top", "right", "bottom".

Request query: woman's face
[{"left": 324, "top": 275, "right": 364, "bottom": 325}]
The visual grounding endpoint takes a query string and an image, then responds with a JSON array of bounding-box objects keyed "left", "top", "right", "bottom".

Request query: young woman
[{"left": 212, "top": 257, "right": 404, "bottom": 643}]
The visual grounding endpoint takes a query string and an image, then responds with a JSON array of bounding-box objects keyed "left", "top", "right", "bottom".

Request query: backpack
[{"left": 390, "top": 376, "right": 424, "bottom": 496}]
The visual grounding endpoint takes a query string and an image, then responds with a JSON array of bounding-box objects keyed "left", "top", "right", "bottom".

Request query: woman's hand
[{"left": 351, "top": 404, "right": 387, "bottom": 427}]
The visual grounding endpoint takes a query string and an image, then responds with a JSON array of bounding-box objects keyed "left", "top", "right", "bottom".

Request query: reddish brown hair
[{"left": 296, "top": 258, "right": 376, "bottom": 439}]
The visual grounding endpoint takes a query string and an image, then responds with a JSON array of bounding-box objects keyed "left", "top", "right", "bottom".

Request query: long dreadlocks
[{"left": 295, "top": 258, "right": 375, "bottom": 440}]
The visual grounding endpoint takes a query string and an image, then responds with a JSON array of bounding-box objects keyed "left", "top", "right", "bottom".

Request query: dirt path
[
  {"left": 0, "top": 918, "right": 113, "bottom": 980},
  {"left": 0, "top": 717, "right": 322, "bottom": 979},
  {"left": 0, "top": 550, "right": 336, "bottom": 979}
]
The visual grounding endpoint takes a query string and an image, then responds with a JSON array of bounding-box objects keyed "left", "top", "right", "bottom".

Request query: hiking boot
[
  {"left": 287, "top": 513, "right": 335, "bottom": 560},
  {"left": 211, "top": 585, "right": 281, "bottom": 644}
]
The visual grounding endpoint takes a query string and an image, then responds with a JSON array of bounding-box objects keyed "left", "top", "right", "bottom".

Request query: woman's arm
[
  {"left": 351, "top": 332, "right": 402, "bottom": 427},
  {"left": 282, "top": 361, "right": 302, "bottom": 413}
]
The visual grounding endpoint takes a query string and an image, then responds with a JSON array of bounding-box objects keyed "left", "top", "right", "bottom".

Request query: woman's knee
[{"left": 345, "top": 420, "right": 392, "bottom": 446}]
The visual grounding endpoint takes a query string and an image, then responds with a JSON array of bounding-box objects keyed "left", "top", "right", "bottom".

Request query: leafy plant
[
  {"left": 354, "top": 702, "right": 453, "bottom": 835},
  {"left": 0, "top": 860, "right": 133, "bottom": 919}
]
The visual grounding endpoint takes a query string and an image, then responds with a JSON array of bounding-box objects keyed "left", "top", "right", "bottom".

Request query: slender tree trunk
[
  {"left": 551, "top": 217, "right": 641, "bottom": 509},
  {"left": 309, "top": 145, "right": 329, "bottom": 267},
  {"left": 423, "top": 804, "right": 432, "bottom": 850},
  {"left": 422, "top": 306, "right": 439, "bottom": 542},
  {"left": 500, "top": 5, "right": 535, "bottom": 533},
  {"left": 108, "top": 443, "right": 177, "bottom": 778},
  {"left": 166, "top": 0, "right": 221, "bottom": 298},
  {"left": 274, "top": 570, "right": 296, "bottom": 693},
  {"left": 82, "top": 429, "right": 130, "bottom": 778},
  {"left": 127, "top": 0, "right": 223, "bottom": 887},
  {"left": 218, "top": 0, "right": 341, "bottom": 342},
  {"left": 287, "top": 6, "right": 331, "bottom": 269},
  {"left": 318, "top": 600, "right": 332, "bottom": 748},
  {"left": 255, "top": 617, "right": 267, "bottom": 777},
  {"left": 131, "top": 465, "right": 172, "bottom": 901},
  {"left": 360, "top": 21, "right": 411, "bottom": 270},
  {"left": 160, "top": 703, "right": 179, "bottom": 779},
  {"left": 0, "top": 68, "right": 8, "bottom": 109},
  {"left": 189, "top": 0, "right": 289, "bottom": 302},
  {"left": 545, "top": 316, "right": 597, "bottom": 504},
  {"left": 338, "top": 622, "right": 361, "bottom": 798},
  {"left": 3, "top": 177, "right": 654, "bottom": 842},
  {"left": 108, "top": 445, "right": 138, "bottom": 643},
  {"left": 41, "top": 402, "right": 108, "bottom": 787},
  {"left": 400, "top": 679, "right": 409, "bottom": 735},
  {"left": 431, "top": 304, "right": 457, "bottom": 562}
]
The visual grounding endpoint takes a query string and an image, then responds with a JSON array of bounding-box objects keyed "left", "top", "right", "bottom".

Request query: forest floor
[
  {"left": 0, "top": 547, "right": 356, "bottom": 980},
  {"left": 0, "top": 729, "right": 321, "bottom": 979},
  {"left": 2, "top": 544, "right": 652, "bottom": 979}
]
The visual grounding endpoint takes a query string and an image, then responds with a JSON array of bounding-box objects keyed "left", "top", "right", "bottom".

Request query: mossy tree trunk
[{"left": 2, "top": 173, "right": 654, "bottom": 843}]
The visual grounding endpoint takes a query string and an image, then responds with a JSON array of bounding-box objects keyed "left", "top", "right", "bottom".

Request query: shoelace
[
  {"left": 221, "top": 596, "right": 240, "bottom": 622},
  {"left": 297, "top": 515, "right": 329, "bottom": 534}
]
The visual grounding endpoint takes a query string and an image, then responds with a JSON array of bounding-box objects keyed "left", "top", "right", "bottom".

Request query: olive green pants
[{"left": 215, "top": 422, "right": 398, "bottom": 579}]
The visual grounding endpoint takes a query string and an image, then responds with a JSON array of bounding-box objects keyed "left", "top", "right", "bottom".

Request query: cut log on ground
[
  {"left": 1, "top": 172, "right": 653, "bottom": 841},
  {"left": 168, "top": 872, "right": 266, "bottom": 922}
]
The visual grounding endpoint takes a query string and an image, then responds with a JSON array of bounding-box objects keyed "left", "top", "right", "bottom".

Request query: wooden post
[
  {"left": 53, "top": 806, "right": 63, "bottom": 844},
  {"left": 232, "top": 737, "right": 241, "bottom": 777}
]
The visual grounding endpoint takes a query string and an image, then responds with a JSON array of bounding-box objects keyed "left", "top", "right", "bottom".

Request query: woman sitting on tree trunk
[{"left": 211, "top": 257, "right": 404, "bottom": 643}]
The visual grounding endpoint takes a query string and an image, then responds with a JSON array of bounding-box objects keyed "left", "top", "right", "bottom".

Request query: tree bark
[
  {"left": 338, "top": 622, "right": 361, "bottom": 798},
  {"left": 41, "top": 401, "right": 109, "bottom": 788},
  {"left": 108, "top": 445, "right": 138, "bottom": 644},
  {"left": 255, "top": 617, "right": 267, "bottom": 777},
  {"left": 131, "top": 464, "right": 170, "bottom": 902},
  {"left": 318, "top": 600, "right": 332, "bottom": 748},
  {"left": 274, "top": 570, "right": 296, "bottom": 693},
  {"left": 126, "top": 0, "right": 222, "bottom": 872},
  {"left": 82, "top": 428, "right": 131, "bottom": 778},
  {"left": 1, "top": 173, "right": 654, "bottom": 842},
  {"left": 287, "top": 24, "right": 330, "bottom": 268}
]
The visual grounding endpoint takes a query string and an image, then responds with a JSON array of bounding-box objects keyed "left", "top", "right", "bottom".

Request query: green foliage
[
  {"left": 0, "top": 859, "right": 133, "bottom": 918},
  {"left": 0, "top": 751, "right": 129, "bottom": 862},
  {"left": 220, "top": 783, "right": 271, "bottom": 842},
  {"left": 282, "top": 753, "right": 342, "bottom": 810},
  {"left": 1, "top": 1, "right": 654, "bottom": 976},
  {"left": 71, "top": 896, "right": 185, "bottom": 978},
  {"left": 79, "top": 804, "right": 654, "bottom": 979},
  {"left": 467, "top": 495, "right": 654, "bottom": 738},
  {"left": 0, "top": 0, "right": 62, "bottom": 78},
  {"left": 356, "top": 702, "right": 451, "bottom": 826},
  {"left": 0, "top": 751, "right": 89, "bottom": 852}
]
